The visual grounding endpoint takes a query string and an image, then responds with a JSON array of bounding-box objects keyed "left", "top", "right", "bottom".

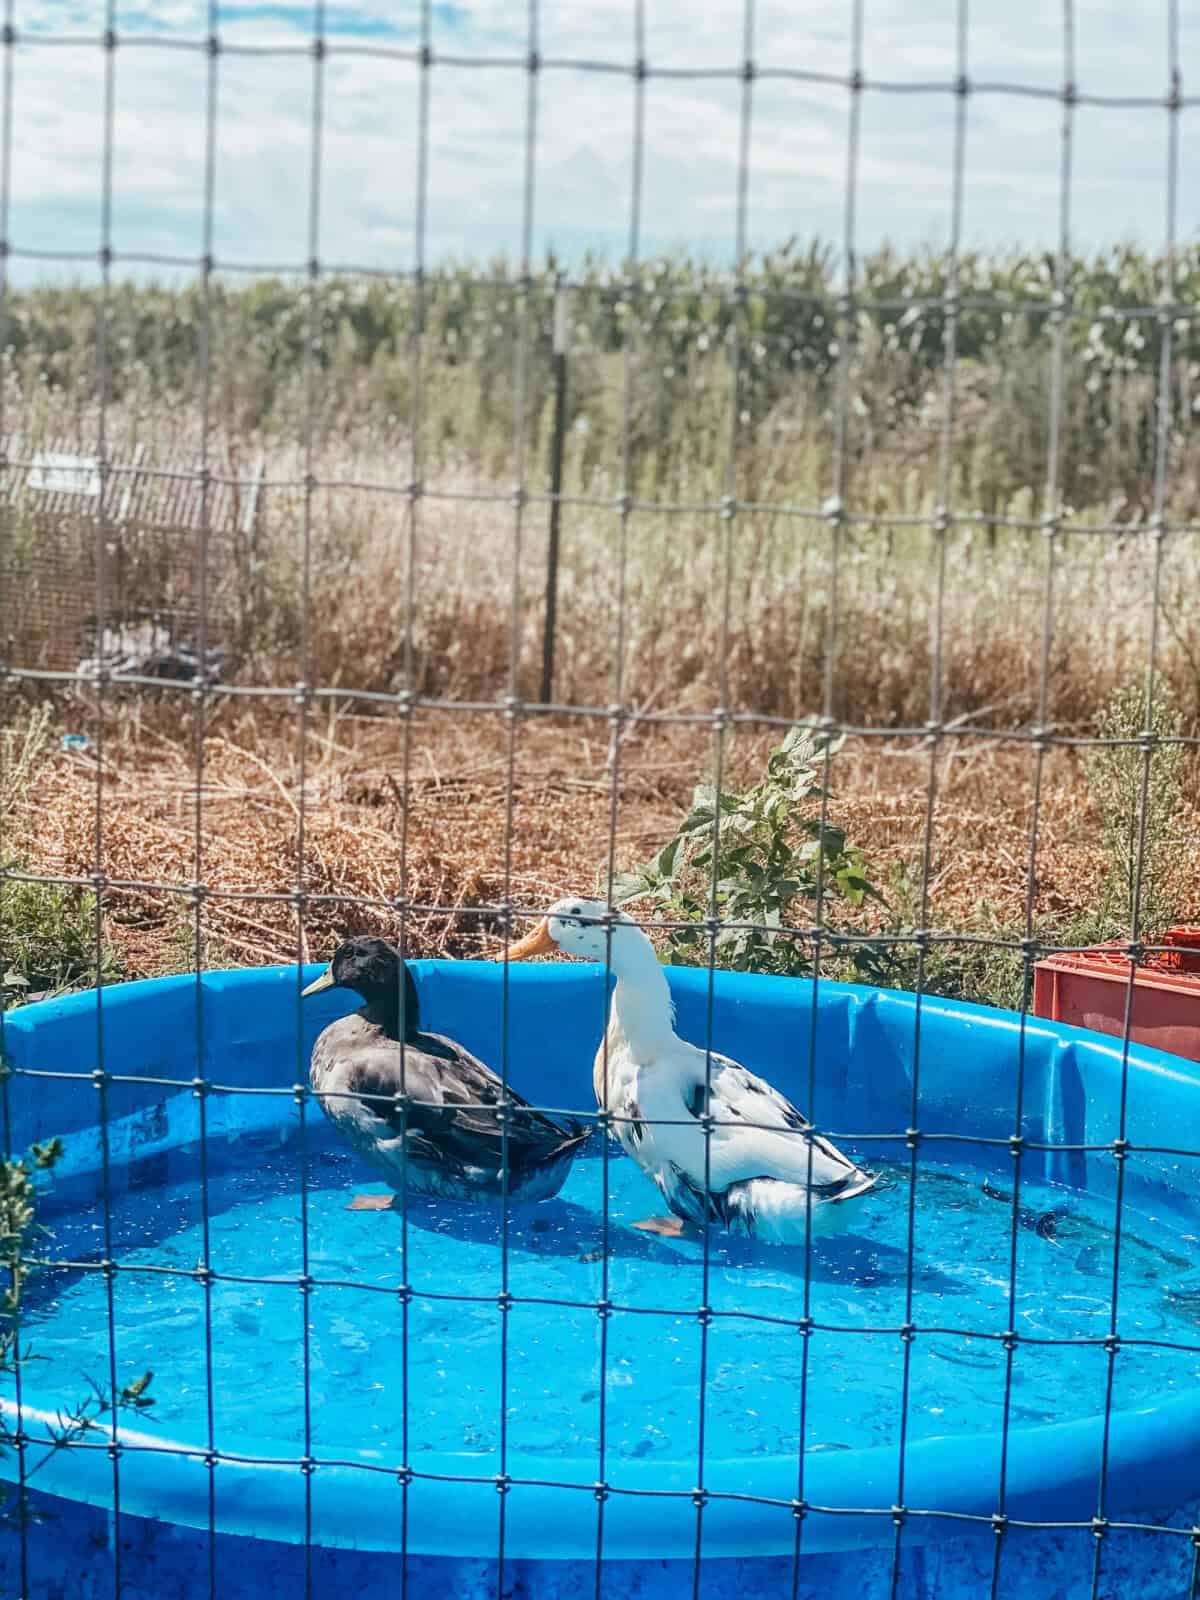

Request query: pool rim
[{"left": 0, "top": 960, "right": 1197, "bottom": 1559}]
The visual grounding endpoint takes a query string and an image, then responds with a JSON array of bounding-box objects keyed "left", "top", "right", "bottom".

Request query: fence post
[
  {"left": 241, "top": 450, "right": 266, "bottom": 647},
  {"left": 539, "top": 279, "right": 569, "bottom": 704},
  {"left": 116, "top": 439, "right": 146, "bottom": 529}
]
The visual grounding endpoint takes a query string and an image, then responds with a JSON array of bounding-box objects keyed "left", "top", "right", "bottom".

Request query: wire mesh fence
[
  {"left": 0, "top": 3, "right": 1198, "bottom": 1599},
  {"left": 0, "top": 431, "right": 259, "bottom": 673}
]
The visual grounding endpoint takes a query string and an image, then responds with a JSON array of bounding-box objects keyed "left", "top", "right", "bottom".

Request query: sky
[{"left": 4, "top": 0, "right": 1197, "bottom": 284}]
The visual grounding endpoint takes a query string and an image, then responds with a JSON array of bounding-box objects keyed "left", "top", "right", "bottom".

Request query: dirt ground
[{"left": 17, "top": 692, "right": 1200, "bottom": 982}]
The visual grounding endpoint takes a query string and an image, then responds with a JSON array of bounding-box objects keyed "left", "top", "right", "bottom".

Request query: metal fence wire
[{"left": 0, "top": 3, "right": 1198, "bottom": 1600}]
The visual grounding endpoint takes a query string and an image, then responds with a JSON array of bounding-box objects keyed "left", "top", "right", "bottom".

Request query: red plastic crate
[
  {"left": 1033, "top": 931, "right": 1200, "bottom": 1063},
  {"left": 1160, "top": 926, "right": 1200, "bottom": 974}
]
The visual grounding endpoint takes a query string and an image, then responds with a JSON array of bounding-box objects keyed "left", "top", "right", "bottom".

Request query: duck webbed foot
[
  {"left": 347, "top": 1192, "right": 397, "bottom": 1212},
  {"left": 631, "top": 1215, "right": 693, "bottom": 1239}
]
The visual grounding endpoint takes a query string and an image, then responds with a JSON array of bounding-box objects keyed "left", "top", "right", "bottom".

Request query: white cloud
[{"left": 3, "top": 0, "right": 1195, "bottom": 288}]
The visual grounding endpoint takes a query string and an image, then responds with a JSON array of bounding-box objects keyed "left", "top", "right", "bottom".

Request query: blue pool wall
[
  {"left": 4, "top": 1480, "right": 1199, "bottom": 1600},
  {"left": 1, "top": 961, "right": 1199, "bottom": 1590},
  {"left": 4, "top": 957, "right": 1198, "bottom": 1217}
]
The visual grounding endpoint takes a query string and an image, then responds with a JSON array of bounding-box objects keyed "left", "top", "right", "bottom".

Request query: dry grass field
[{"left": 4, "top": 694, "right": 1196, "bottom": 1001}]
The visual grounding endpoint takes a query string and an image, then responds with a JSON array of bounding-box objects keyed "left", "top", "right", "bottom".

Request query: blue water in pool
[{"left": 12, "top": 1126, "right": 1200, "bottom": 1476}]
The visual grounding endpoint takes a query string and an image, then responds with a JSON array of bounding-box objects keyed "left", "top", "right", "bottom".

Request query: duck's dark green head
[{"left": 301, "top": 936, "right": 419, "bottom": 1035}]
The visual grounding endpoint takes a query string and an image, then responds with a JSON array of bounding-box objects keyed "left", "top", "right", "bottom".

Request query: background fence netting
[{"left": 0, "top": 2, "right": 1198, "bottom": 1599}]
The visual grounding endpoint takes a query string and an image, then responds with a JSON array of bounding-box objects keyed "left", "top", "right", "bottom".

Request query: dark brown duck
[{"left": 301, "top": 936, "right": 591, "bottom": 1210}]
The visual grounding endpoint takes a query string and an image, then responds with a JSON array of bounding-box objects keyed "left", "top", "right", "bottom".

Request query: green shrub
[
  {"left": 1, "top": 707, "right": 122, "bottom": 1003},
  {"left": 611, "top": 723, "right": 883, "bottom": 977},
  {"left": 0, "top": 878, "right": 121, "bottom": 1002},
  {"left": 1083, "top": 679, "right": 1186, "bottom": 940},
  {"left": 0, "top": 705, "right": 51, "bottom": 843},
  {"left": 858, "top": 859, "right": 1029, "bottom": 1010}
]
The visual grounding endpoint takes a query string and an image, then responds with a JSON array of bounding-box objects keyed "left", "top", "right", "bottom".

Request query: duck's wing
[
  {"left": 697, "top": 1051, "right": 869, "bottom": 1194},
  {"left": 415, "top": 1030, "right": 591, "bottom": 1149},
  {"left": 592, "top": 1027, "right": 644, "bottom": 1161},
  {"left": 328, "top": 1033, "right": 586, "bottom": 1176}
]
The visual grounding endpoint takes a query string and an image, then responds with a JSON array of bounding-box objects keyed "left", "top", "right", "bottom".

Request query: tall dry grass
[
  {"left": 239, "top": 450, "right": 1198, "bottom": 734},
  {"left": 3, "top": 251, "right": 1199, "bottom": 733}
]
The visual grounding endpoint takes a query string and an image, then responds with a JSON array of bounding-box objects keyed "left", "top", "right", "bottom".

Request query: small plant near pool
[
  {"left": 0, "top": 880, "right": 122, "bottom": 1006},
  {"left": 1, "top": 706, "right": 122, "bottom": 1005},
  {"left": 0, "top": 1130, "right": 155, "bottom": 1529},
  {"left": 611, "top": 723, "right": 885, "bottom": 978},
  {"left": 1083, "top": 678, "right": 1187, "bottom": 944}
]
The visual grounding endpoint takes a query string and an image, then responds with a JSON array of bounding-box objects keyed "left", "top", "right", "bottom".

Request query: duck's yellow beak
[
  {"left": 300, "top": 966, "right": 336, "bottom": 998},
  {"left": 507, "top": 918, "right": 558, "bottom": 960}
]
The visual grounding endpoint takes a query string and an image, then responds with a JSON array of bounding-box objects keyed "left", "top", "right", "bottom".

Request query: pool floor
[{"left": 12, "top": 1124, "right": 1200, "bottom": 1478}]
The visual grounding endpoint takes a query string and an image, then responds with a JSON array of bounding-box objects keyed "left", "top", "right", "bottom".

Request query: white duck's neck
[{"left": 606, "top": 925, "right": 678, "bottom": 1054}]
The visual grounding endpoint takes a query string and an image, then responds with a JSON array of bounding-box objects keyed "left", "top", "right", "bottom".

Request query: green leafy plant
[
  {"left": 611, "top": 724, "right": 884, "bottom": 977},
  {"left": 2, "top": 705, "right": 121, "bottom": 1004},
  {"left": 1083, "top": 679, "right": 1187, "bottom": 941},
  {"left": 859, "top": 858, "right": 1029, "bottom": 1010},
  {"left": 0, "top": 1131, "right": 155, "bottom": 1528},
  {"left": 0, "top": 879, "right": 121, "bottom": 1003},
  {"left": 0, "top": 704, "right": 51, "bottom": 844}
]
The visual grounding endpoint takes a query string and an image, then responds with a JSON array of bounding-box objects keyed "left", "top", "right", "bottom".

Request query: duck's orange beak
[{"left": 508, "top": 918, "right": 558, "bottom": 960}]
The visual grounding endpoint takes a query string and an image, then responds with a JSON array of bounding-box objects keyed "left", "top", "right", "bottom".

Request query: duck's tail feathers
[
  {"left": 545, "top": 1118, "right": 594, "bottom": 1160},
  {"left": 821, "top": 1166, "right": 884, "bottom": 1205},
  {"left": 508, "top": 1115, "right": 593, "bottom": 1174},
  {"left": 509, "top": 1122, "right": 593, "bottom": 1202}
]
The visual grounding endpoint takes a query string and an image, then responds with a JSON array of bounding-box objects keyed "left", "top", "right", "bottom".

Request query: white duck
[{"left": 508, "top": 898, "right": 881, "bottom": 1243}]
